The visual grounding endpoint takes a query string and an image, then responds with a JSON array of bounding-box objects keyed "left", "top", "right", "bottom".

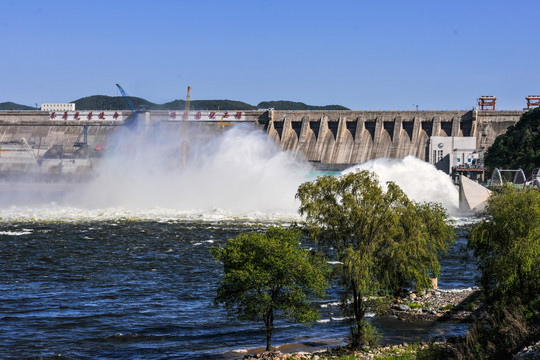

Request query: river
[
  {"left": 0, "top": 125, "right": 479, "bottom": 359},
  {"left": 0, "top": 216, "right": 478, "bottom": 360}
]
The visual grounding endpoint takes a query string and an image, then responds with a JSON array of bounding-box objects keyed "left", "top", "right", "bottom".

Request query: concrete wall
[
  {"left": 0, "top": 110, "right": 267, "bottom": 156},
  {"left": 0, "top": 111, "right": 123, "bottom": 155},
  {"left": 0, "top": 109, "right": 521, "bottom": 168},
  {"left": 474, "top": 110, "right": 523, "bottom": 151}
]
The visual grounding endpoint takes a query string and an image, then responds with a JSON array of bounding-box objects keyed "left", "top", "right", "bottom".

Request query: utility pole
[{"left": 182, "top": 86, "right": 191, "bottom": 167}]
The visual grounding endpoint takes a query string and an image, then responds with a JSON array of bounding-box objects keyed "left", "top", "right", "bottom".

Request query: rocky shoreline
[
  {"left": 243, "top": 288, "right": 483, "bottom": 359},
  {"left": 386, "top": 288, "right": 483, "bottom": 323}
]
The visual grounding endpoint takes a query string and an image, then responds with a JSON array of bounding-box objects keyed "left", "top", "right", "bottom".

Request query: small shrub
[
  {"left": 465, "top": 301, "right": 477, "bottom": 311},
  {"left": 349, "top": 321, "right": 380, "bottom": 349}
]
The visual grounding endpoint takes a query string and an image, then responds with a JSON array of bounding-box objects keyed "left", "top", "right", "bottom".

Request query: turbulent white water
[
  {"left": 342, "top": 156, "right": 460, "bottom": 213},
  {"left": 0, "top": 125, "right": 312, "bottom": 222},
  {"left": 0, "top": 124, "right": 464, "bottom": 222},
  {"left": 78, "top": 125, "right": 309, "bottom": 212}
]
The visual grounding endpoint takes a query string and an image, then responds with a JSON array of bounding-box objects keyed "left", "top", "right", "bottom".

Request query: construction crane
[
  {"left": 116, "top": 83, "right": 140, "bottom": 128},
  {"left": 74, "top": 125, "right": 88, "bottom": 147}
]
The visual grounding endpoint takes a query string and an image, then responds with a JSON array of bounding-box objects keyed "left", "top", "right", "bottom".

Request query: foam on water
[
  {"left": 439, "top": 287, "right": 479, "bottom": 293},
  {"left": 0, "top": 230, "right": 33, "bottom": 236}
]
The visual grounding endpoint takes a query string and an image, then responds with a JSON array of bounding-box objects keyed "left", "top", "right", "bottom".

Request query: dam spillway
[
  {"left": 0, "top": 109, "right": 522, "bottom": 172},
  {"left": 266, "top": 109, "right": 520, "bottom": 168}
]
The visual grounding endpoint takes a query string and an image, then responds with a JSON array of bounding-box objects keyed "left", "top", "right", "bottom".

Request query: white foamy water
[
  {"left": 0, "top": 125, "right": 464, "bottom": 222},
  {"left": 0, "top": 230, "right": 33, "bottom": 236},
  {"left": 72, "top": 125, "right": 310, "bottom": 217},
  {"left": 342, "top": 156, "right": 459, "bottom": 213},
  {"left": 0, "top": 205, "right": 303, "bottom": 223},
  {"left": 0, "top": 125, "right": 311, "bottom": 222},
  {"left": 438, "top": 287, "right": 479, "bottom": 293}
]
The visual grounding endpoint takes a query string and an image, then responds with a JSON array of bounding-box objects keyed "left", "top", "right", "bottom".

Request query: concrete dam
[
  {"left": 265, "top": 109, "right": 521, "bottom": 168},
  {"left": 0, "top": 109, "right": 522, "bottom": 174}
]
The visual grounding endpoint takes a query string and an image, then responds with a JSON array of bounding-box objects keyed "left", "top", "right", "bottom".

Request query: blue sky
[{"left": 1, "top": 0, "right": 537, "bottom": 110}]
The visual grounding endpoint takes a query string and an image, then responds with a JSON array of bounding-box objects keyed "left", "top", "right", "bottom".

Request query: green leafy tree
[
  {"left": 296, "top": 170, "right": 454, "bottom": 348},
  {"left": 211, "top": 226, "right": 329, "bottom": 351},
  {"left": 454, "top": 187, "right": 540, "bottom": 359},
  {"left": 469, "top": 187, "right": 540, "bottom": 305},
  {"left": 485, "top": 107, "right": 540, "bottom": 176}
]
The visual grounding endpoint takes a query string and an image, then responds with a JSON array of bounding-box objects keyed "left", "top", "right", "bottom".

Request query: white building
[
  {"left": 41, "top": 103, "right": 75, "bottom": 111},
  {"left": 428, "top": 136, "right": 479, "bottom": 173}
]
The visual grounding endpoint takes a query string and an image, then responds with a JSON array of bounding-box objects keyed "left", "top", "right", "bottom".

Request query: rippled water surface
[{"left": 0, "top": 220, "right": 477, "bottom": 360}]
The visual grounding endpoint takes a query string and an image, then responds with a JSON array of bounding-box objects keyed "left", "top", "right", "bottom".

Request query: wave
[
  {"left": 0, "top": 230, "right": 33, "bottom": 235},
  {"left": 319, "top": 302, "right": 341, "bottom": 308},
  {"left": 438, "top": 287, "right": 479, "bottom": 293}
]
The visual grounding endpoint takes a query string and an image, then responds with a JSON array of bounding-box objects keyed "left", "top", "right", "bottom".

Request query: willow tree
[
  {"left": 296, "top": 170, "right": 454, "bottom": 348},
  {"left": 469, "top": 186, "right": 540, "bottom": 305},
  {"left": 459, "top": 187, "right": 540, "bottom": 359},
  {"left": 211, "top": 227, "right": 329, "bottom": 351}
]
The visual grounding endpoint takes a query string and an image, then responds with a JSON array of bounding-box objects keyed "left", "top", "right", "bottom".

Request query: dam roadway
[{"left": 0, "top": 109, "right": 522, "bottom": 169}]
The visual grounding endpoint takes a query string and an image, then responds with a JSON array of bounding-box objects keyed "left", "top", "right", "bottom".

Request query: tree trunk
[
  {"left": 265, "top": 310, "right": 274, "bottom": 351},
  {"left": 351, "top": 283, "right": 365, "bottom": 348},
  {"left": 266, "top": 326, "right": 272, "bottom": 351}
]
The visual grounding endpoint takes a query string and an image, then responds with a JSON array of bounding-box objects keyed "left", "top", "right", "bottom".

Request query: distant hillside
[
  {"left": 1, "top": 97, "right": 350, "bottom": 111},
  {"left": 73, "top": 96, "right": 155, "bottom": 111},
  {"left": 0, "top": 102, "right": 36, "bottom": 110},
  {"left": 256, "top": 100, "right": 349, "bottom": 110},
  {"left": 73, "top": 96, "right": 349, "bottom": 111},
  {"left": 73, "top": 96, "right": 256, "bottom": 111},
  {"left": 162, "top": 99, "right": 254, "bottom": 111}
]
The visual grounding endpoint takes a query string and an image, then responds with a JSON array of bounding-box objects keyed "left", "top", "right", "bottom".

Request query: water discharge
[
  {"left": 342, "top": 156, "right": 460, "bottom": 213},
  {"left": 0, "top": 122, "right": 460, "bottom": 220},
  {"left": 71, "top": 124, "right": 311, "bottom": 218}
]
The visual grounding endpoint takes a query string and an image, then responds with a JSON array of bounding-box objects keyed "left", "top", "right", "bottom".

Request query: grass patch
[{"left": 465, "top": 301, "right": 477, "bottom": 311}]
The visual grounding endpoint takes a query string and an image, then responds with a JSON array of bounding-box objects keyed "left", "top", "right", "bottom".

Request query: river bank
[
  {"left": 386, "top": 288, "right": 482, "bottom": 322},
  {"left": 243, "top": 288, "right": 483, "bottom": 359}
]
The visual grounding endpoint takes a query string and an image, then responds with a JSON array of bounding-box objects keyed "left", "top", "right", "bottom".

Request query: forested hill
[
  {"left": 485, "top": 107, "right": 540, "bottom": 175},
  {"left": 0, "top": 102, "right": 36, "bottom": 110},
  {"left": 256, "top": 101, "right": 348, "bottom": 111},
  {"left": 73, "top": 96, "right": 350, "bottom": 111},
  {"left": 0, "top": 97, "right": 350, "bottom": 111}
]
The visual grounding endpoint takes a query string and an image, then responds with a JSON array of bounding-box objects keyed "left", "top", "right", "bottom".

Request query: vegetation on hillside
[
  {"left": 296, "top": 170, "right": 454, "bottom": 348},
  {"left": 73, "top": 96, "right": 350, "bottom": 111},
  {"left": 73, "top": 96, "right": 154, "bottom": 110},
  {"left": 485, "top": 107, "right": 540, "bottom": 176},
  {"left": 0, "top": 102, "right": 36, "bottom": 110},
  {"left": 256, "top": 100, "right": 349, "bottom": 110},
  {"left": 1, "top": 96, "right": 350, "bottom": 111}
]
